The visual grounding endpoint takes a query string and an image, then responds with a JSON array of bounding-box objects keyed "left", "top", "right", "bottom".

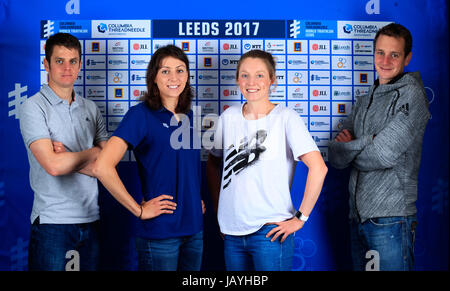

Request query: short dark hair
[
  {"left": 45, "top": 33, "right": 82, "bottom": 63},
  {"left": 142, "top": 45, "right": 193, "bottom": 114},
  {"left": 236, "top": 49, "right": 276, "bottom": 81},
  {"left": 374, "top": 23, "right": 412, "bottom": 56}
]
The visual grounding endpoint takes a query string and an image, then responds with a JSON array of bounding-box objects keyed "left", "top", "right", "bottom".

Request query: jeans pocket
[{"left": 368, "top": 217, "right": 404, "bottom": 227}]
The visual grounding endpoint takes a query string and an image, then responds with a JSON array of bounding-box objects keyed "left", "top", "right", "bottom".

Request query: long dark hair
[{"left": 142, "top": 45, "right": 193, "bottom": 114}]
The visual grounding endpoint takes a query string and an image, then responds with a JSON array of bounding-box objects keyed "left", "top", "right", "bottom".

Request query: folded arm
[
  {"left": 353, "top": 92, "right": 430, "bottom": 171},
  {"left": 29, "top": 138, "right": 101, "bottom": 177},
  {"left": 51, "top": 140, "right": 106, "bottom": 177},
  {"left": 328, "top": 98, "right": 370, "bottom": 169}
]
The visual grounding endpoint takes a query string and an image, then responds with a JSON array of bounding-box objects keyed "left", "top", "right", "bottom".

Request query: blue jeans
[
  {"left": 224, "top": 224, "right": 294, "bottom": 271},
  {"left": 350, "top": 216, "right": 417, "bottom": 271},
  {"left": 135, "top": 231, "right": 203, "bottom": 271},
  {"left": 28, "top": 218, "right": 100, "bottom": 271}
]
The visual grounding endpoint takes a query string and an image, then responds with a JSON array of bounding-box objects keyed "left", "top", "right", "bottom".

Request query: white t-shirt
[{"left": 210, "top": 103, "right": 319, "bottom": 235}]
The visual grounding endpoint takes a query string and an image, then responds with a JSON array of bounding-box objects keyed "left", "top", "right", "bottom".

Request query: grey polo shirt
[{"left": 19, "top": 84, "right": 109, "bottom": 224}]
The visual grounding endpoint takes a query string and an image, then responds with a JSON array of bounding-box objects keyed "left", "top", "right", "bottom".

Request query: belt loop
[{"left": 411, "top": 221, "right": 418, "bottom": 232}]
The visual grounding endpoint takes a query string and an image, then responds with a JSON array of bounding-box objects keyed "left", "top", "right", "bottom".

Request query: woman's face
[
  {"left": 154, "top": 56, "right": 188, "bottom": 102},
  {"left": 237, "top": 57, "right": 274, "bottom": 103}
]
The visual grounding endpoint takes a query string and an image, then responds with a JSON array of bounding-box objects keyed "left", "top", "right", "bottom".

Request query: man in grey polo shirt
[{"left": 19, "top": 33, "right": 109, "bottom": 271}]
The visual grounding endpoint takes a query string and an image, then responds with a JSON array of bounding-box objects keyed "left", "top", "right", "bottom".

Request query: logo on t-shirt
[{"left": 222, "top": 130, "right": 267, "bottom": 190}]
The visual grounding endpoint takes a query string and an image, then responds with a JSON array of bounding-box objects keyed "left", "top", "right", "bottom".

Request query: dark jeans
[
  {"left": 135, "top": 231, "right": 203, "bottom": 271},
  {"left": 350, "top": 215, "right": 417, "bottom": 271},
  {"left": 28, "top": 218, "right": 100, "bottom": 271}
]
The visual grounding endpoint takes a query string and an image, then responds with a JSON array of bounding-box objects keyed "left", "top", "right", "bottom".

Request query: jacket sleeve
[
  {"left": 352, "top": 88, "right": 430, "bottom": 171},
  {"left": 328, "top": 135, "right": 372, "bottom": 169},
  {"left": 328, "top": 98, "right": 372, "bottom": 169}
]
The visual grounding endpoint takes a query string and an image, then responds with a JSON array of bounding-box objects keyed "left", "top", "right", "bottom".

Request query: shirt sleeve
[
  {"left": 93, "top": 104, "right": 109, "bottom": 145},
  {"left": 19, "top": 96, "right": 51, "bottom": 148},
  {"left": 112, "top": 104, "right": 148, "bottom": 150},
  {"left": 285, "top": 109, "right": 319, "bottom": 161}
]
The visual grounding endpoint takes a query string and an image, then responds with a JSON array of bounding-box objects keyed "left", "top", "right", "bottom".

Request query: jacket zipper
[{"left": 354, "top": 89, "right": 375, "bottom": 222}]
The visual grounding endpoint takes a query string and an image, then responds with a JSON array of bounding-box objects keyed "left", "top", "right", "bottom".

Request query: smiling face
[
  {"left": 237, "top": 57, "right": 274, "bottom": 103},
  {"left": 154, "top": 56, "right": 188, "bottom": 103},
  {"left": 44, "top": 45, "right": 81, "bottom": 90},
  {"left": 374, "top": 35, "right": 412, "bottom": 84}
]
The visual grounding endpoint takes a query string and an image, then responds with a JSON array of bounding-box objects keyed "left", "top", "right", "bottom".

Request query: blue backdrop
[{"left": 0, "top": 0, "right": 448, "bottom": 271}]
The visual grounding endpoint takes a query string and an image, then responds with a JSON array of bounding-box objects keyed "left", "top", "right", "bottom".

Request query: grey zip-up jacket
[{"left": 328, "top": 72, "right": 430, "bottom": 222}]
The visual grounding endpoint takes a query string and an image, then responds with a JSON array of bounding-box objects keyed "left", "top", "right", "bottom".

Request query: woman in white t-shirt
[{"left": 206, "top": 49, "right": 328, "bottom": 271}]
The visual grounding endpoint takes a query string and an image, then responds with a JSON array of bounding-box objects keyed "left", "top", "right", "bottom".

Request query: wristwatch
[{"left": 295, "top": 211, "right": 309, "bottom": 222}]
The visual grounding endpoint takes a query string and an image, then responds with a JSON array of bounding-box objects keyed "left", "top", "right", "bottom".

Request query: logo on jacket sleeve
[{"left": 397, "top": 103, "right": 409, "bottom": 116}]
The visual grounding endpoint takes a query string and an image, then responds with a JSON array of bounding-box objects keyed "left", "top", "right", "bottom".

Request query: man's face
[
  {"left": 44, "top": 45, "right": 81, "bottom": 90},
  {"left": 374, "top": 35, "right": 412, "bottom": 84}
]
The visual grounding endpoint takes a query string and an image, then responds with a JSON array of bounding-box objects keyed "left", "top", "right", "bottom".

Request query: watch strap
[{"left": 295, "top": 210, "right": 309, "bottom": 222}]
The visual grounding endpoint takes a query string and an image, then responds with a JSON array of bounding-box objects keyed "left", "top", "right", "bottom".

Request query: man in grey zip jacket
[{"left": 328, "top": 23, "right": 430, "bottom": 271}]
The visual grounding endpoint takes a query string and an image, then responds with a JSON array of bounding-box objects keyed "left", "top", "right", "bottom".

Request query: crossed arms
[
  {"left": 29, "top": 138, "right": 106, "bottom": 177},
  {"left": 329, "top": 90, "right": 429, "bottom": 171}
]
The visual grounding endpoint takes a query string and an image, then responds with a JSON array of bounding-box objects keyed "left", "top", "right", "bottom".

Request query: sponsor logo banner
[
  {"left": 92, "top": 20, "right": 151, "bottom": 38},
  {"left": 288, "top": 20, "right": 336, "bottom": 39},
  {"left": 338, "top": 21, "right": 391, "bottom": 39},
  {"left": 41, "top": 20, "right": 91, "bottom": 39}
]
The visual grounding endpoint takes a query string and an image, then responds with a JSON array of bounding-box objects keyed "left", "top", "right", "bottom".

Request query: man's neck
[
  {"left": 48, "top": 83, "right": 74, "bottom": 104},
  {"left": 376, "top": 72, "right": 406, "bottom": 86}
]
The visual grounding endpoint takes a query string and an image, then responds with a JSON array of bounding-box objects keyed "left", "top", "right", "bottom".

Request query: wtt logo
[
  {"left": 8, "top": 83, "right": 28, "bottom": 119},
  {"left": 40, "top": 20, "right": 55, "bottom": 39},
  {"left": 289, "top": 20, "right": 301, "bottom": 38}
]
